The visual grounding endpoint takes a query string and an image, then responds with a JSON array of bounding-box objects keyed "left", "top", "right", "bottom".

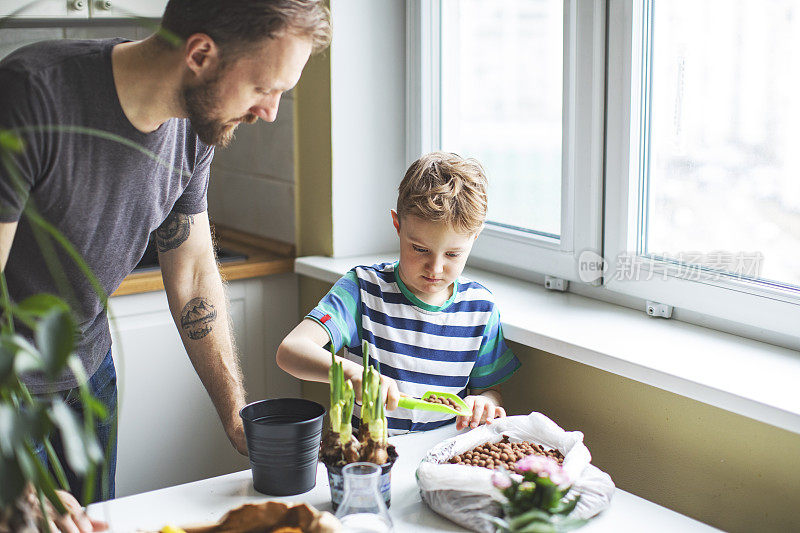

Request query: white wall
[{"left": 329, "top": 0, "right": 406, "bottom": 257}]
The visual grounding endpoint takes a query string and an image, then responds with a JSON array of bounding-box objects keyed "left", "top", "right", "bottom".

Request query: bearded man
[{"left": 0, "top": 0, "right": 331, "bottom": 529}]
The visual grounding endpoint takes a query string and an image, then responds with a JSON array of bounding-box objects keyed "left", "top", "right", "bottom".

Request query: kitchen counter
[
  {"left": 112, "top": 226, "right": 295, "bottom": 297},
  {"left": 86, "top": 425, "right": 720, "bottom": 532}
]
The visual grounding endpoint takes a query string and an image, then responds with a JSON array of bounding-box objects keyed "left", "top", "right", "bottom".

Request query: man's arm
[
  {"left": 0, "top": 221, "right": 18, "bottom": 271},
  {"left": 156, "top": 210, "right": 247, "bottom": 455}
]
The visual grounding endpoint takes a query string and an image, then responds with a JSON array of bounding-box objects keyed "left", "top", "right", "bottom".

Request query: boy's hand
[
  {"left": 457, "top": 393, "right": 506, "bottom": 430},
  {"left": 346, "top": 366, "right": 402, "bottom": 411}
]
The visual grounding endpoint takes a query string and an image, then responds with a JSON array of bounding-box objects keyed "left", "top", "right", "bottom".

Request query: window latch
[
  {"left": 646, "top": 300, "right": 673, "bottom": 318},
  {"left": 544, "top": 276, "right": 568, "bottom": 292}
]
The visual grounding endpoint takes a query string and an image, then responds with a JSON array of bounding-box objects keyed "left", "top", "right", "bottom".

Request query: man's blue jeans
[{"left": 34, "top": 348, "right": 118, "bottom": 503}]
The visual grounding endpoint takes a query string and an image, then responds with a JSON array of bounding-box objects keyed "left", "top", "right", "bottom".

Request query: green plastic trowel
[{"left": 398, "top": 391, "right": 472, "bottom": 417}]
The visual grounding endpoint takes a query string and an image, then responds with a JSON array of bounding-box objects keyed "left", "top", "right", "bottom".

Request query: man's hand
[
  {"left": 457, "top": 391, "right": 507, "bottom": 430},
  {"left": 226, "top": 415, "right": 249, "bottom": 456},
  {"left": 36, "top": 489, "right": 108, "bottom": 532}
]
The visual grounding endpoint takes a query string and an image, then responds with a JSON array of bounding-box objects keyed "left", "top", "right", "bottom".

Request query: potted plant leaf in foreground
[
  {"left": 488, "top": 455, "right": 586, "bottom": 533},
  {"left": 320, "top": 340, "right": 397, "bottom": 510},
  {"left": 0, "top": 295, "right": 107, "bottom": 533},
  {"left": 0, "top": 129, "right": 107, "bottom": 532}
]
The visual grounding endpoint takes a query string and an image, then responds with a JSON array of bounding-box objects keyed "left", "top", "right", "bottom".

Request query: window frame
[
  {"left": 603, "top": 0, "right": 800, "bottom": 340},
  {"left": 410, "top": 0, "right": 800, "bottom": 346},
  {"left": 406, "top": 0, "right": 607, "bottom": 283}
]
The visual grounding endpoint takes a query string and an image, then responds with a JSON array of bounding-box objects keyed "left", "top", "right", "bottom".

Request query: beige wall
[
  {"left": 501, "top": 342, "right": 800, "bottom": 533},
  {"left": 294, "top": 45, "right": 332, "bottom": 258}
]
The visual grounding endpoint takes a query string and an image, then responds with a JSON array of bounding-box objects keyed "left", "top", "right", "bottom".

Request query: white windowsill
[{"left": 295, "top": 254, "right": 800, "bottom": 436}]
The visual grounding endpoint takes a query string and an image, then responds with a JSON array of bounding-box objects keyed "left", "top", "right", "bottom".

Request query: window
[
  {"left": 407, "top": 0, "right": 606, "bottom": 282},
  {"left": 645, "top": 0, "right": 800, "bottom": 290},
  {"left": 412, "top": 0, "right": 800, "bottom": 345},
  {"left": 440, "top": 0, "right": 563, "bottom": 237},
  {"left": 605, "top": 0, "right": 800, "bottom": 341}
]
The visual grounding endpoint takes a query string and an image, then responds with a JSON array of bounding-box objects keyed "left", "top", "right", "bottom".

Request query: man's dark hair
[{"left": 159, "top": 0, "right": 331, "bottom": 55}]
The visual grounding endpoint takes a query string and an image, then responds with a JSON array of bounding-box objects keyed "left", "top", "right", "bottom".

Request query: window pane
[
  {"left": 440, "top": 0, "right": 563, "bottom": 237},
  {"left": 645, "top": 0, "right": 800, "bottom": 288}
]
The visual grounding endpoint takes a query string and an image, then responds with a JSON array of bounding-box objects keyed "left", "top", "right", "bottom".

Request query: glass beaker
[{"left": 334, "top": 462, "right": 394, "bottom": 532}]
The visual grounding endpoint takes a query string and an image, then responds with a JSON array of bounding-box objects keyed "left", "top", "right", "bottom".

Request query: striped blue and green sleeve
[
  {"left": 468, "top": 306, "right": 521, "bottom": 389},
  {"left": 306, "top": 270, "right": 362, "bottom": 352}
]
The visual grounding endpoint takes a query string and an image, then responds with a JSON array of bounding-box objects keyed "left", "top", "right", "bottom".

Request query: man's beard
[{"left": 182, "top": 70, "right": 257, "bottom": 148}]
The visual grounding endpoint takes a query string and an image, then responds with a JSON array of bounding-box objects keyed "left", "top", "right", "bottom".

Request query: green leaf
[
  {"left": 35, "top": 308, "right": 75, "bottom": 378},
  {"left": 15, "top": 443, "right": 37, "bottom": 481},
  {"left": 82, "top": 394, "right": 109, "bottom": 420},
  {"left": 37, "top": 488, "right": 55, "bottom": 533},
  {"left": 11, "top": 333, "right": 43, "bottom": 374},
  {"left": 21, "top": 443, "right": 67, "bottom": 515},
  {"left": 16, "top": 293, "right": 69, "bottom": 317},
  {"left": 0, "top": 454, "right": 26, "bottom": 508},
  {"left": 0, "top": 403, "right": 50, "bottom": 456},
  {"left": 0, "top": 404, "right": 20, "bottom": 455},
  {"left": 0, "top": 338, "right": 14, "bottom": 385},
  {"left": 508, "top": 508, "right": 552, "bottom": 530},
  {"left": 43, "top": 436, "right": 71, "bottom": 491},
  {"left": 481, "top": 514, "right": 511, "bottom": 533},
  {"left": 0, "top": 130, "right": 24, "bottom": 153},
  {"left": 515, "top": 521, "right": 557, "bottom": 533},
  {"left": 49, "top": 399, "right": 102, "bottom": 475},
  {"left": 550, "top": 495, "right": 581, "bottom": 516}
]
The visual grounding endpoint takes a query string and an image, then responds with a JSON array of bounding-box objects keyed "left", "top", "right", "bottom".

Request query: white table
[{"left": 87, "top": 426, "right": 720, "bottom": 532}]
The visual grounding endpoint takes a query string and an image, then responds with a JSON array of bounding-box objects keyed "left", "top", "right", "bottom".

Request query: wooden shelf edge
[{"left": 112, "top": 225, "right": 296, "bottom": 297}]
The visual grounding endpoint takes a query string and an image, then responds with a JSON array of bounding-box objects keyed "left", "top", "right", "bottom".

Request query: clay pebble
[{"left": 447, "top": 434, "right": 565, "bottom": 473}]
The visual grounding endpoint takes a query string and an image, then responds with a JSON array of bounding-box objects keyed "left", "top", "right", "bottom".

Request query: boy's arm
[
  {"left": 276, "top": 318, "right": 402, "bottom": 410},
  {"left": 471, "top": 387, "right": 503, "bottom": 407}
]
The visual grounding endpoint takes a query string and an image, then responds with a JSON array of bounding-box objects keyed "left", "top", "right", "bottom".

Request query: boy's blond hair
[{"left": 397, "top": 152, "right": 488, "bottom": 235}]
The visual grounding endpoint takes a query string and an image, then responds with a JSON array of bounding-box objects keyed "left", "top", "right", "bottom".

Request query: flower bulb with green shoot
[
  {"left": 358, "top": 340, "right": 389, "bottom": 465},
  {"left": 320, "top": 339, "right": 359, "bottom": 465}
]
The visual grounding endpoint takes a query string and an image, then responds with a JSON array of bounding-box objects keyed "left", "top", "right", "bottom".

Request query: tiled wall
[
  {"left": 0, "top": 24, "right": 150, "bottom": 57},
  {"left": 0, "top": 25, "right": 296, "bottom": 245},
  {"left": 208, "top": 93, "right": 296, "bottom": 245}
]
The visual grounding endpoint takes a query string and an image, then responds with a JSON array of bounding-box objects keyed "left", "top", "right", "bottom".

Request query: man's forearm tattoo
[
  {"left": 180, "top": 297, "right": 217, "bottom": 340},
  {"left": 156, "top": 212, "right": 194, "bottom": 252}
]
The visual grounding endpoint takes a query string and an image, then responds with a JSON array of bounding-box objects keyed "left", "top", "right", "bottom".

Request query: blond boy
[{"left": 277, "top": 152, "right": 520, "bottom": 433}]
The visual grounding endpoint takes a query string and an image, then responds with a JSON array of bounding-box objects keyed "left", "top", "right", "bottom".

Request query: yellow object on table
[{"left": 160, "top": 526, "right": 186, "bottom": 533}]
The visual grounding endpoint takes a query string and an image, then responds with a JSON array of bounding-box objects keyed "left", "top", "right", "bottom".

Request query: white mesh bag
[{"left": 416, "top": 412, "right": 615, "bottom": 533}]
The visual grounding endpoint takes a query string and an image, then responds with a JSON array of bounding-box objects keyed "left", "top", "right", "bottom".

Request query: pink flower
[
  {"left": 548, "top": 469, "right": 572, "bottom": 489},
  {"left": 536, "top": 457, "right": 561, "bottom": 479},
  {"left": 515, "top": 454, "right": 550, "bottom": 474},
  {"left": 492, "top": 471, "right": 512, "bottom": 489},
  {"left": 516, "top": 455, "right": 571, "bottom": 488}
]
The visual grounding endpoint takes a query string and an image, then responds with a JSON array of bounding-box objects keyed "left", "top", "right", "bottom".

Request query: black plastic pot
[
  {"left": 240, "top": 398, "right": 325, "bottom": 496},
  {"left": 324, "top": 447, "right": 398, "bottom": 511}
]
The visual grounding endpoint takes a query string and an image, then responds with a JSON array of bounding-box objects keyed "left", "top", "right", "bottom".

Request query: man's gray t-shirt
[{"left": 0, "top": 39, "right": 214, "bottom": 393}]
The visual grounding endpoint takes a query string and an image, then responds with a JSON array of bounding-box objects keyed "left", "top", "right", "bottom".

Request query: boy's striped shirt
[{"left": 307, "top": 262, "right": 520, "bottom": 434}]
